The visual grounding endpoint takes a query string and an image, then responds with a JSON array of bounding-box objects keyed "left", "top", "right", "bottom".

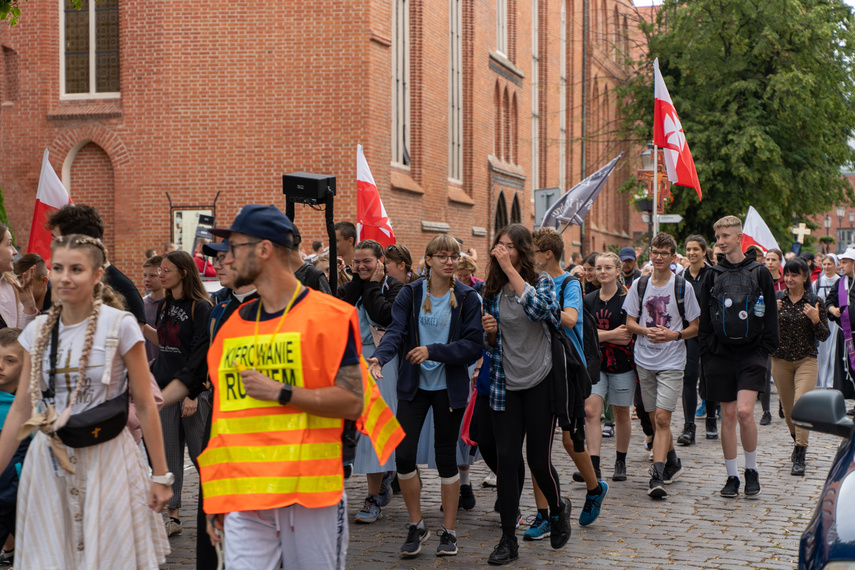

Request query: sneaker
[
  {"left": 759, "top": 411, "right": 772, "bottom": 426},
  {"left": 549, "top": 497, "right": 572, "bottom": 549},
  {"left": 488, "top": 534, "right": 519, "bottom": 565},
  {"left": 0, "top": 549, "right": 13, "bottom": 567},
  {"left": 612, "top": 459, "right": 627, "bottom": 481},
  {"left": 647, "top": 468, "right": 667, "bottom": 498},
  {"left": 579, "top": 481, "right": 609, "bottom": 526},
  {"left": 720, "top": 476, "right": 740, "bottom": 498},
  {"left": 744, "top": 469, "right": 761, "bottom": 497},
  {"left": 376, "top": 472, "right": 394, "bottom": 507},
  {"left": 602, "top": 423, "right": 615, "bottom": 438},
  {"left": 676, "top": 424, "right": 695, "bottom": 446},
  {"left": 522, "top": 512, "right": 551, "bottom": 541},
  {"left": 695, "top": 401, "right": 706, "bottom": 416},
  {"left": 516, "top": 509, "right": 524, "bottom": 528},
  {"left": 663, "top": 458, "right": 683, "bottom": 485},
  {"left": 165, "top": 517, "right": 182, "bottom": 537},
  {"left": 355, "top": 496, "right": 383, "bottom": 523},
  {"left": 400, "top": 523, "right": 429, "bottom": 558},
  {"left": 436, "top": 529, "right": 458, "bottom": 556},
  {"left": 705, "top": 417, "right": 718, "bottom": 440},
  {"left": 572, "top": 467, "right": 601, "bottom": 482},
  {"left": 459, "top": 483, "right": 476, "bottom": 510},
  {"left": 643, "top": 434, "right": 654, "bottom": 450},
  {"left": 483, "top": 473, "right": 497, "bottom": 487}
]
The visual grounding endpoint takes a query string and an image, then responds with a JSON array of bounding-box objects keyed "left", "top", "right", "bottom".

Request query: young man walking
[
  {"left": 624, "top": 233, "right": 700, "bottom": 499},
  {"left": 698, "top": 216, "right": 779, "bottom": 498}
]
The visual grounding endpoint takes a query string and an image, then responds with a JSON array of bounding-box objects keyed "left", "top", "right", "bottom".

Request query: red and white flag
[
  {"left": 653, "top": 58, "right": 702, "bottom": 200},
  {"left": 741, "top": 206, "right": 780, "bottom": 253},
  {"left": 356, "top": 144, "right": 395, "bottom": 247},
  {"left": 28, "top": 150, "right": 72, "bottom": 264}
]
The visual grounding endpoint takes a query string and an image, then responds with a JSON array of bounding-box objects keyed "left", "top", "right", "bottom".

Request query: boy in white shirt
[{"left": 624, "top": 233, "right": 700, "bottom": 498}]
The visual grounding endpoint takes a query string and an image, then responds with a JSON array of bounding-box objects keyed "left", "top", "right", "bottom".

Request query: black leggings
[
  {"left": 396, "top": 388, "right": 464, "bottom": 479},
  {"left": 682, "top": 338, "right": 700, "bottom": 425},
  {"left": 492, "top": 378, "right": 560, "bottom": 537},
  {"left": 634, "top": 382, "right": 654, "bottom": 437},
  {"left": 476, "top": 394, "right": 525, "bottom": 497},
  {"left": 760, "top": 356, "right": 772, "bottom": 413}
]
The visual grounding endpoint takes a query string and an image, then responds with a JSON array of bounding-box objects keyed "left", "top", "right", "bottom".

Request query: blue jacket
[
  {"left": 373, "top": 278, "right": 483, "bottom": 409},
  {"left": 0, "top": 390, "right": 29, "bottom": 507}
]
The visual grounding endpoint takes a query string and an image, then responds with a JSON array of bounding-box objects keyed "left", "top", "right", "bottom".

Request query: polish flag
[
  {"left": 741, "top": 206, "right": 780, "bottom": 254},
  {"left": 653, "top": 58, "right": 702, "bottom": 200},
  {"left": 356, "top": 144, "right": 396, "bottom": 247},
  {"left": 28, "top": 150, "right": 72, "bottom": 264}
]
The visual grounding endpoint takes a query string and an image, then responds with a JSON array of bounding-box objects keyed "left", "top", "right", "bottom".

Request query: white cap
[{"left": 839, "top": 249, "right": 855, "bottom": 262}]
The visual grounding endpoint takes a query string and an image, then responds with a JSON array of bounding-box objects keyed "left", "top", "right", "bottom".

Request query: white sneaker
[
  {"left": 482, "top": 474, "right": 497, "bottom": 488},
  {"left": 165, "top": 517, "right": 183, "bottom": 537}
]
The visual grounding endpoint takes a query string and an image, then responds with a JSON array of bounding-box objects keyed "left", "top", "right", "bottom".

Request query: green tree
[
  {"left": 618, "top": 0, "right": 855, "bottom": 244},
  {"left": 1, "top": 1, "right": 87, "bottom": 25},
  {"left": 0, "top": 186, "right": 11, "bottom": 240}
]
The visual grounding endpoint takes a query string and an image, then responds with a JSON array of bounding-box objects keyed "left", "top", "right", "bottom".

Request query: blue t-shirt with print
[
  {"left": 553, "top": 273, "right": 586, "bottom": 367},
  {"left": 418, "top": 282, "right": 452, "bottom": 391}
]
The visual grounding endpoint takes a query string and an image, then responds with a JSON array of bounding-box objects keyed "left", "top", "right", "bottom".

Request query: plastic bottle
[{"left": 754, "top": 294, "right": 765, "bottom": 318}]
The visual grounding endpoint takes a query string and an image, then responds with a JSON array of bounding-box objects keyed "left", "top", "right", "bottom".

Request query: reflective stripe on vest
[{"left": 199, "top": 290, "right": 361, "bottom": 514}]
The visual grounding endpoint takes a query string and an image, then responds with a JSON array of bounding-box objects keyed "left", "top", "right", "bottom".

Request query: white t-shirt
[
  {"left": 623, "top": 273, "right": 701, "bottom": 371},
  {"left": 19, "top": 305, "right": 144, "bottom": 415}
]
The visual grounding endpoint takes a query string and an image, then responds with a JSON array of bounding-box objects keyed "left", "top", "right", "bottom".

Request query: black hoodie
[{"left": 698, "top": 249, "right": 779, "bottom": 359}]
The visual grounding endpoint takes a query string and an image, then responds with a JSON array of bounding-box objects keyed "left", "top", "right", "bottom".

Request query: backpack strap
[
  {"left": 674, "top": 274, "right": 687, "bottom": 323},
  {"left": 101, "top": 311, "right": 126, "bottom": 398},
  {"left": 636, "top": 274, "right": 651, "bottom": 316}
]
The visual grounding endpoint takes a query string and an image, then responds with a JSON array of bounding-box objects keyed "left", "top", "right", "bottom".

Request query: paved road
[{"left": 163, "top": 391, "right": 840, "bottom": 568}]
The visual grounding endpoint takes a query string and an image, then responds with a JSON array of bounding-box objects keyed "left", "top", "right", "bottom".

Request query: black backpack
[
  {"left": 635, "top": 273, "right": 688, "bottom": 327},
  {"left": 559, "top": 276, "right": 602, "bottom": 382},
  {"left": 709, "top": 262, "right": 765, "bottom": 345}
]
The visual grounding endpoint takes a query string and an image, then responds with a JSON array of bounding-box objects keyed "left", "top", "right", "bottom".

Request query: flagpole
[{"left": 652, "top": 143, "right": 659, "bottom": 239}]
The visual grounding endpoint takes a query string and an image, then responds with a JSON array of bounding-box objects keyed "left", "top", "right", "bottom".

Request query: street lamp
[
  {"left": 638, "top": 143, "right": 655, "bottom": 251},
  {"left": 824, "top": 215, "right": 832, "bottom": 253}
]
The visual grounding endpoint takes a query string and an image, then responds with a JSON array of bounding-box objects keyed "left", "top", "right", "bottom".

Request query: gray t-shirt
[{"left": 499, "top": 286, "right": 552, "bottom": 391}]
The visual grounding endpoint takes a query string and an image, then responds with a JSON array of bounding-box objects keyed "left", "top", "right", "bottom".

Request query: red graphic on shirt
[{"left": 595, "top": 309, "right": 611, "bottom": 330}]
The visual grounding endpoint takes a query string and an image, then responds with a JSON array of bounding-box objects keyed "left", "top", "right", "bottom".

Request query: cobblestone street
[{"left": 163, "top": 391, "right": 839, "bottom": 568}]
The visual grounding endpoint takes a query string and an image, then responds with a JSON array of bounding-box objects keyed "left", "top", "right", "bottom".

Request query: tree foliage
[{"left": 618, "top": 0, "right": 855, "bottom": 245}]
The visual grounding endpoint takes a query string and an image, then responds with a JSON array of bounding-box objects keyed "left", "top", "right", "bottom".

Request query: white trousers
[{"left": 223, "top": 491, "right": 348, "bottom": 570}]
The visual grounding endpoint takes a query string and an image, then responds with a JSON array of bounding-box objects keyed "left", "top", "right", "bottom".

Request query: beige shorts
[{"left": 636, "top": 367, "right": 684, "bottom": 412}]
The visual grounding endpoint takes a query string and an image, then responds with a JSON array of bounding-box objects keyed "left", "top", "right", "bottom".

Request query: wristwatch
[
  {"left": 151, "top": 472, "right": 175, "bottom": 486},
  {"left": 278, "top": 384, "right": 293, "bottom": 406},
  {"left": 676, "top": 331, "right": 683, "bottom": 341}
]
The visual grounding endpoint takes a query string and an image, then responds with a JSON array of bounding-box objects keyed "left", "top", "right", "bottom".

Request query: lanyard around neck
[{"left": 243, "top": 285, "right": 302, "bottom": 370}]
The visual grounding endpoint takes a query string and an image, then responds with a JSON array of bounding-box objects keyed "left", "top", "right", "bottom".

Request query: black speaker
[{"left": 282, "top": 172, "right": 336, "bottom": 203}]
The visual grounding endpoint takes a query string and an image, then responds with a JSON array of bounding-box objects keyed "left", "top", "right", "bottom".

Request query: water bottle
[{"left": 753, "top": 295, "right": 765, "bottom": 318}]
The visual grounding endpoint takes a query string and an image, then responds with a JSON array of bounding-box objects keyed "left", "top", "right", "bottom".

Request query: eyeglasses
[
  {"left": 229, "top": 241, "right": 261, "bottom": 255},
  {"left": 430, "top": 254, "right": 460, "bottom": 264},
  {"left": 649, "top": 250, "right": 673, "bottom": 258},
  {"left": 212, "top": 254, "right": 227, "bottom": 267},
  {"left": 157, "top": 266, "right": 173, "bottom": 275}
]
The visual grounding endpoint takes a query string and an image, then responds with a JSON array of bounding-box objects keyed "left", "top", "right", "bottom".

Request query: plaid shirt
[{"left": 484, "top": 273, "right": 561, "bottom": 411}]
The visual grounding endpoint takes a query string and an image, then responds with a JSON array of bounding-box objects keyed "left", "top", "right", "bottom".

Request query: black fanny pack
[{"left": 45, "top": 315, "right": 129, "bottom": 448}]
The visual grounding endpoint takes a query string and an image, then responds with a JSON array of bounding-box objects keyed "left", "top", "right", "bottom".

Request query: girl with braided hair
[
  {"left": 0, "top": 234, "right": 171, "bottom": 569},
  {"left": 367, "top": 235, "right": 483, "bottom": 558}
]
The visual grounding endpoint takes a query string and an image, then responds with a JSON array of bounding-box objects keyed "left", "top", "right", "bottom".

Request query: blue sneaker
[
  {"left": 579, "top": 481, "right": 609, "bottom": 526},
  {"left": 522, "top": 513, "right": 551, "bottom": 541},
  {"left": 354, "top": 496, "right": 383, "bottom": 523},
  {"left": 377, "top": 472, "right": 393, "bottom": 507},
  {"left": 695, "top": 401, "right": 706, "bottom": 417}
]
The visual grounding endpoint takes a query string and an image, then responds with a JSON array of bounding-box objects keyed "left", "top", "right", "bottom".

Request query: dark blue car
[{"left": 792, "top": 389, "right": 855, "bottom": 569}]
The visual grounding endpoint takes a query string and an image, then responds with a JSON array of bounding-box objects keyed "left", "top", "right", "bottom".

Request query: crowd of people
[{"left": 0, "top": 203, "right": 851, "bottom": 569}]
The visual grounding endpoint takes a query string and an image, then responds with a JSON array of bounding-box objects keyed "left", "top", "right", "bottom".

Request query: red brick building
[{"left": 1, "top": 0, "right": 642, "bottom": 284}]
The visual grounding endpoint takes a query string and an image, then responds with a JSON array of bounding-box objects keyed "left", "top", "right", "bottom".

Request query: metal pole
[
  {"left": 652, "top": 144, "right": 659, "bottom": 239},
  {"left": 580, "top": 0, "right": 588, "bottom": 255}
]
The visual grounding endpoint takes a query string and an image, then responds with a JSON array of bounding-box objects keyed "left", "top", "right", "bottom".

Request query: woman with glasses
[
  {"left": 384, "top": 244, "right": 418, "bottom": 284},
  {"left": 367, "top": 235, "right": 483, "bottom": 558},
  {"left": 145, "top": 251, "right": 213, "bottom": 538},
  {"left": 481, "top": 224, "right": 571, "bottom": 565},
  {"left": 337, "top": 240, "right": 404, "bottom": 525}
]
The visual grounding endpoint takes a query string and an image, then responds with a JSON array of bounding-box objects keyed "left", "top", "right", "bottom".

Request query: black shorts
[
  {"left": 562, "top": 417, "right": 586, "bottom": 453},
  {"left": 702, "top": 351, "right": 767, "bottom": 403},
  {"left": 0, "top": 505, "right": 15, "bottom": 545}
]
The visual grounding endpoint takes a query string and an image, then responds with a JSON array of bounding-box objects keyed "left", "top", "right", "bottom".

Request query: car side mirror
[{"left": 792, "top": 390, "right": 854, "bottom": 439}]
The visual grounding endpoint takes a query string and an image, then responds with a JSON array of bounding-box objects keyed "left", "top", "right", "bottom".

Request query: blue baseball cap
[
  {"left": 202, "top": 239, "right": 229, "bottom": 257},
  {"left": 210, "top": 205, "right": 294, "bottom": 247},
  {"left": 619, "top": 246, "right": 637, "bottom": 261}
]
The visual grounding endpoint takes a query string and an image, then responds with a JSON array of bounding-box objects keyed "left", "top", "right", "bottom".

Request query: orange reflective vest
[{"left": 198, "top": 290, "right": 360, "bottom": 515}]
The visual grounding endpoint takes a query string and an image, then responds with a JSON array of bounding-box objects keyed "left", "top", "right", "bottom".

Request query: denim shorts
[{"left": 591, "top": 369, "right": 637, "bottom": 407}]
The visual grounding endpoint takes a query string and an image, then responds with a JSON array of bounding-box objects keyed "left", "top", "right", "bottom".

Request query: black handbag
[{"left": 44, "top": 314, "right": 130, "bottom": 448}]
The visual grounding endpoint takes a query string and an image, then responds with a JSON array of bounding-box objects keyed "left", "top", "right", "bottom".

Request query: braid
[
  {"left": 28, "top": 304, "right": 63, "bottom": 408},
  {"left": 423, "top": 268, "right": 433, "bottom": 314},
  {"left": 65, "top": 284, "right": 103, "bottom": 413},
  {"left": 449, "top": 285, "right": 458, "bottom": 310}
]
